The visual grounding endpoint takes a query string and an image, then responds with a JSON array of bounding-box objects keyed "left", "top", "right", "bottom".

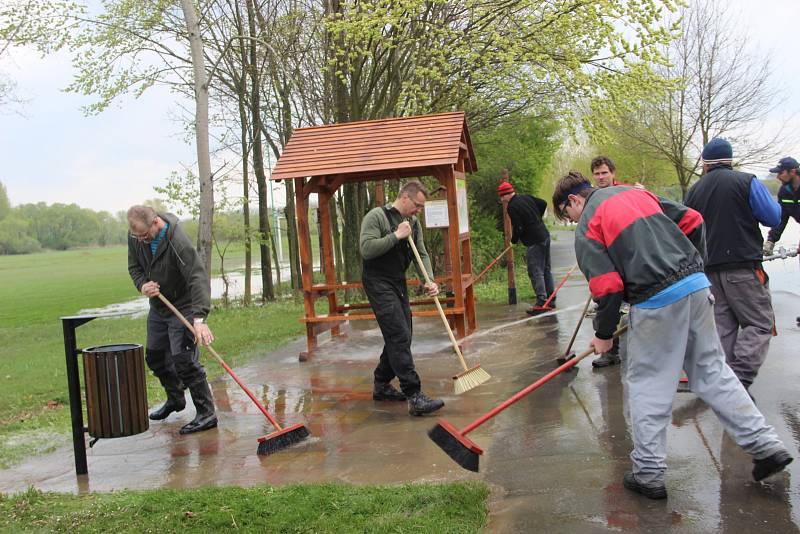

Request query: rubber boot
[
  {"left": 407, "top": 392, "right": 444, "bottom": 416},
  {"left": 149, "top": 374, "right": 186, "bottom": 420},
  {"left": 179, "top": 380, "right": 218, "bottom": 435}
]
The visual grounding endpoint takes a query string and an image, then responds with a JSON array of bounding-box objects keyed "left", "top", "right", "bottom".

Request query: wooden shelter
[{"left": 270, "top": 111, "right": 478, "bottom": 359}]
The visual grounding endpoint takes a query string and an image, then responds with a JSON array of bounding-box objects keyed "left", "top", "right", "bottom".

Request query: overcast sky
[{"left": 1, "top": 0, "right": 798, "bottom": 214}]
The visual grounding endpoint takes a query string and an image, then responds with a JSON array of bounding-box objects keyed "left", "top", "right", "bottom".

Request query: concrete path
[{"left": 3, "top": 230, "right": 800, "bottom": 532}]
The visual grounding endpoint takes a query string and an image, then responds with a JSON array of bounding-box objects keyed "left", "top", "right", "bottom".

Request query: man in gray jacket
[{"left": 127, "top": 205, "right": 218, "bottom": 434}]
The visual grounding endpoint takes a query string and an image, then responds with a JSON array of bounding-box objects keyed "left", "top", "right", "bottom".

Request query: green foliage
[
  {"left": 466, "top": 115, "right": 561, "bottom": 267},
  {"left": 326, "top": 0, "right": 681, "bottom": 125},
  {"left": 7, "top": 202, "right": 127, "bottom": 252},
  {"left": 0, "top": 215, "right": 41, "bottom": 254},
  {"left": 0, "top": 482, "right": 489, "bottom": 533}
]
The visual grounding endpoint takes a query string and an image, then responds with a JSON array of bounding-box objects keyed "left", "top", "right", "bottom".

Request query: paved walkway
[{"left": 3, "top": 230, "right": 800, "bottom": 532}]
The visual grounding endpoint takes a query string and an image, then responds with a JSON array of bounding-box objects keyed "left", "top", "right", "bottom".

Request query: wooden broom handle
[
  {"left": 156, "top": 293, "right": 283, "bottom": 429},
  {"left": 406, "top": 235, "right": 470, "bottom": 371}
]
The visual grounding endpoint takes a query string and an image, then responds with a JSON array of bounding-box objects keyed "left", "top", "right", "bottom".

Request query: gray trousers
[
  {"left": 625, "top": 288, "right": 784, "bottom": 485},
  {"left": 525, "top": 238, "right": 554, "bottom": 305},
  {"left": 707, "top": 269, "right": 774, "bottom": 387}
]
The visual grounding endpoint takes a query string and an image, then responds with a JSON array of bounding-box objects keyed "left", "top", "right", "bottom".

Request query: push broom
[
  {"left": 407, "top": 236, "right": 491, "bottom": 395},
  {"left": 471, "top": 245, "right": 512, "bottom": 286},
  {"left": 527, "top": 263, "right": 578, "bottom": 314},
  {"left": 429, "top": 325, "right": 627, "bottom": 472},
  {"left": 556, "top": 295, "right": 593, "bottom": 365},
  {"left": 157, "top": 294, "right": 309, "bottom": 455}
]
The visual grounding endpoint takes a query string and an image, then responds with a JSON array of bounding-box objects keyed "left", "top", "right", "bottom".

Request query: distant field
[{"left": 0, "top": 246, "right": 307, "bottom": 468}]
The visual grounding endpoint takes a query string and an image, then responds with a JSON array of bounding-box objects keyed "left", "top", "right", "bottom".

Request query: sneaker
[
  {"left": 753, "top": 449, "right": 793, "bottom": 482},
  {"left": 592, "top": 352, "right": 621, "bottom": 368},
  {"left": 373, "top": 382, "right": 406, "bottom": 401},
  {"left": 407, "top": 392, "right": 444, "bottom": 416},
  {"left": 623, "top": 471, "right": 667, "bottom": 500}
]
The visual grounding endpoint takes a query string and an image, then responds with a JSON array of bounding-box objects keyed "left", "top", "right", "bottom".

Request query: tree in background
[
  {"left": 587, "top": 0, "right": 789, "bottom": 197},
  {"left": 0, "top": 182, "right": 10, "bottom": 221}
]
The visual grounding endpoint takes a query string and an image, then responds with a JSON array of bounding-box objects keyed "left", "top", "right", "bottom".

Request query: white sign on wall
[{"left": 424, "top": 200, "right": 449, "bottom": 228}]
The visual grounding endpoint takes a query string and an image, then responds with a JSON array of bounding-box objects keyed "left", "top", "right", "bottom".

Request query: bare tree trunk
[
  {"left": 237, "top": 96, "right": 252, "bottom": 305},
  {"left": 180, "top": 0, "right": 213, "bottom": 280},
  {"left": 246, "top": 0, "right": 274, "bottom": 301}
]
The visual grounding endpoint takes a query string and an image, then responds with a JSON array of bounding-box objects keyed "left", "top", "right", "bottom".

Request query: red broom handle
[
  {"left": 541, "top": 264, "right": 577, "bottom": 309},
  {"left": 157, "top": 293, "right": 283, "bottom": 430},
  {"left": 472, "top": 245, "right": 512, "bottom": 286},
  {"left": 461, "top": 324, "right": 628, "bottom": 436}
]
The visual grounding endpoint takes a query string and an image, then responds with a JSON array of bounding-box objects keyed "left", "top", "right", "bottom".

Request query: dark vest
[
  {"left": 684, "top": 165, "right": 763, "bottom": 271},
  {"left": 362, "top": 207, "right": 414, "bottom": 280}
]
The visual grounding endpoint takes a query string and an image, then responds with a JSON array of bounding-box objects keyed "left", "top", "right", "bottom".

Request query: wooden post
[
  {"left": 318, "top": 191, "right": 341, "bottom": 337},
  {"left": 501, "top": 169, "right": 516, "bottom": 305},
  {"left": 295, "top": 177, "right": 317, "bottom": 359},
  {"left": 444, "top": 167, "right": 466, "bottom": 337}
]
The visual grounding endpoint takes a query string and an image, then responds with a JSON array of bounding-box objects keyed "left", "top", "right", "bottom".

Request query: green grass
[
  {"left": 0, "top": 482, "right": 489, "bottom": 533},
  {"left": 0, "top": 246, "right": 308, "bottom": 468}
]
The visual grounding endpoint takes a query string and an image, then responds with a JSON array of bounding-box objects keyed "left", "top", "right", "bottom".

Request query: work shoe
[
  {"left": 373, "top": 382, "right": 406, "bottom": 401},
  {"left": 180, "top": 380, "right": 218, "bottom": 435},
  {"left": 623, "top": 471, "right": 667, "bottom": 500},
  {"left": 753, "top": 449, "right": 793, "bottom": 482},
  {"left": 592, "top": 352, "right": 621, "bottom": 368},
  {"left": 407, "top": 392, "right": 444, "bottom": 416}
]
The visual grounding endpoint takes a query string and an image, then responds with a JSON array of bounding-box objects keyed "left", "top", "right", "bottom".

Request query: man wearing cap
[
  {"left": 764, "top": 157, "right": 800, "bottom": 256},
  {"left": 498, "top": 180, "right": 554, "bottom": 315},
  {"left": 552, "top": 170, "right": 792, "bottom": 500},
  {"left": 684, "top": 138, "right": 781, "bottom": 392}
]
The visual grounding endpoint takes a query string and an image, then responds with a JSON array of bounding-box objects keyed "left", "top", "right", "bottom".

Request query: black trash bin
[{"left": 82, "top": 344, "right": 149, "bottom": 438}]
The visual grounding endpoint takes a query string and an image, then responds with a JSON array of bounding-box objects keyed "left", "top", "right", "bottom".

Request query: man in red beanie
[{"left": 498, "top": 180, "right": 553, "bottom": 315}]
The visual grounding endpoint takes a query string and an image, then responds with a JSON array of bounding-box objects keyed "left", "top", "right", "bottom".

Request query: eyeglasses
[{"left": 130, "top": 220, "right": 156, "bottom": 240}]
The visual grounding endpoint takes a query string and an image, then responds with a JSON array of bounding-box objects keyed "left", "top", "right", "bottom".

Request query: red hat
[{"left": 497, "top": 181, "right": 514, "bottom": 196}]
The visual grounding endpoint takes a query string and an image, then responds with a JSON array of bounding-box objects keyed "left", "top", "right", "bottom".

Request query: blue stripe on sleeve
[{"left": 749, "top": 178, "right": 781, "bottom": 227}]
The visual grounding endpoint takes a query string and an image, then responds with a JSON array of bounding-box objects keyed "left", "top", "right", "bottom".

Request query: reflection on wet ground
[{"left": 3, "top": 231, "right": 800, "bottom": 532}]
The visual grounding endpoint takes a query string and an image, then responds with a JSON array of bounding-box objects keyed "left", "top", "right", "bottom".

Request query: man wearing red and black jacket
[{"left": 553, "top": 171, "right": 791, "bottom": 500}]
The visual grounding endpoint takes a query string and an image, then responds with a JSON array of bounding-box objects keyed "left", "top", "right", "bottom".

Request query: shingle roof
[{"left": 270, "top": 111, "right": 476, "bottom": 181}]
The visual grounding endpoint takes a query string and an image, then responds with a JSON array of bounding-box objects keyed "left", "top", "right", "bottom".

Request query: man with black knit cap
[
  {"left": 497, "top": 180, "right": 553, "bottom": 315},
  {"left": 685, "top": 138, "right": 781, "bottom": 392},
  {"left": 764, "top": 156, "right": 800, "bottom": 255}
]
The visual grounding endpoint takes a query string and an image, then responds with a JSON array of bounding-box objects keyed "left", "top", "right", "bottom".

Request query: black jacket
[
  {"left": 684, "top": 165, "right": 763, "bottom": 271},
  {"left": 767, "top": 181, "right": 800, "bottom": 243},
  {"left": 128, "top": 213, "right": 211, "bottom": 319},
  {"left": 506, "top": 194, "right": 549, "bottom": 246}
]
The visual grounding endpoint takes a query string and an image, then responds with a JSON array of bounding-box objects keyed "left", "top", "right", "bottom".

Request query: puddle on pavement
[{"left": 6, "top": 231, "right": 800, "bottom": 532}]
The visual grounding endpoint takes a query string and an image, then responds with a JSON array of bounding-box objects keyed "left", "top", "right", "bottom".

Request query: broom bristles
[
  {"left": 453, "top": 364, "right": 491, "bottom": 395},
  {"left": 428, "top": 419, "right": 482, "bottom": 472},
  {"left": 256, "top": 422, "right": 310, "bottom": 456}
]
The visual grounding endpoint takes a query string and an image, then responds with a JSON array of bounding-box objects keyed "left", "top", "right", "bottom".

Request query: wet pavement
[{"left": 3, "top": 230, "right": 800, "bottom": 532}]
